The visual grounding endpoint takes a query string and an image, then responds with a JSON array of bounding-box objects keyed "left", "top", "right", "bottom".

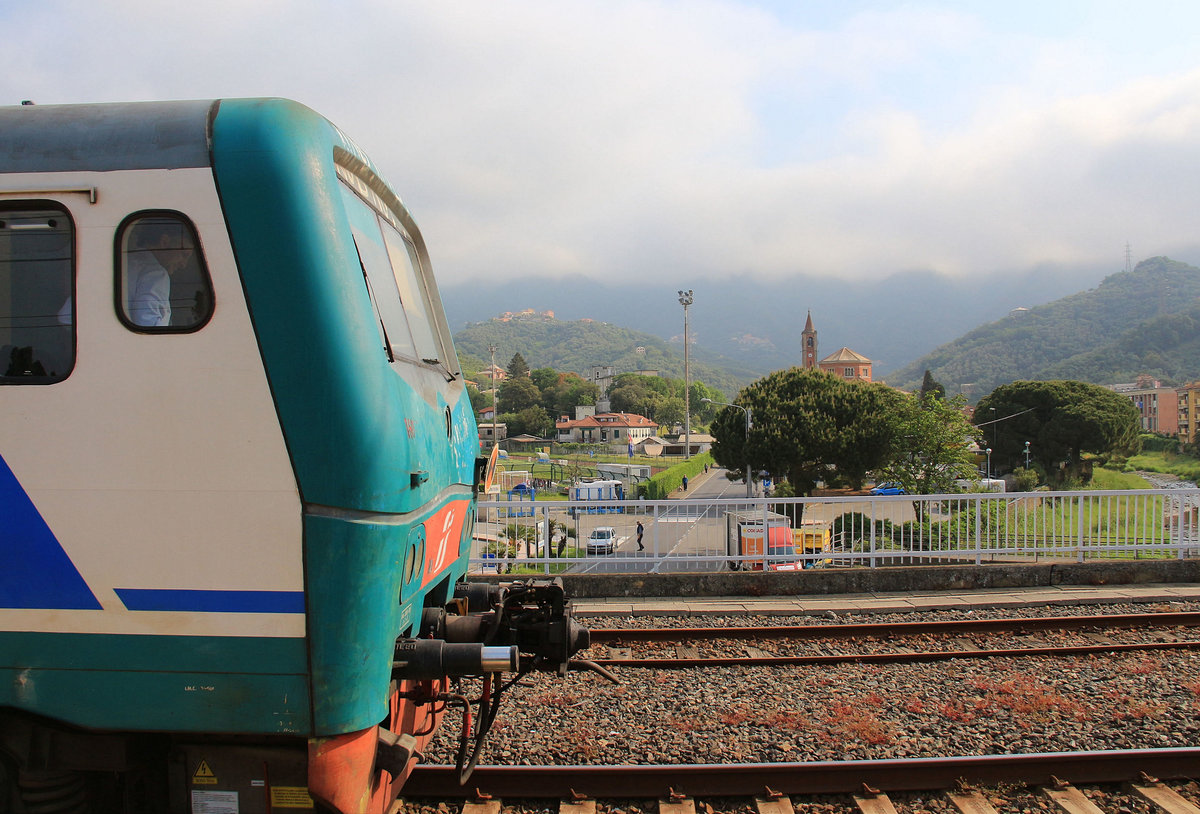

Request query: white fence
[{"left": 472, "top": 489, "right": 1200, "bottom": 575}]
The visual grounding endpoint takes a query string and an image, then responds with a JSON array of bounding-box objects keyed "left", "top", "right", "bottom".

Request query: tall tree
[
  {"left": 541, "top": 372, "right": 597, "bottom": 419},
  {"left": 607, "top": 373, "right": 674, "bottom": 417},
  {"left": 530, "top": 367, "right": 559, "bottom": 392},
  {"left": 709, "top": 368, "right": 903, "bottom": 495},
  {"left": 878, "top": 393, "right": 980, "bottom": 517},
  {"left": 918, "top": 369, "right": 946, "bottom": 401},
  {"left": 501, "top": 406, "right": 554, "bottom": 438},
  {"left": 506, "top": 352, "right": 530, "bottom": 379},
  {"left": 650, "top": 396, "right": 685, "bottom": 430},
  {"left": 497, "top": 375, "right": 541, "bottom": 414},
  {"left": 975, "top": 380, "right": 1141, "bottom": 485}
]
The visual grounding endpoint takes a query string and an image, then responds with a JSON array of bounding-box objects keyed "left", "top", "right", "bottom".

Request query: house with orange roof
[
  {"left": 818, "top": 347, "right": 873, "bottom": 382},
  {"left": 555, "top": 407, "right": 658, "bottom": 451}
]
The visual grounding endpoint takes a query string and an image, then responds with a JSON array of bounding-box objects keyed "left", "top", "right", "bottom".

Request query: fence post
[
  {"left": 1076, "top": 494, "right": 1085, "bottom": 562},
  {"left": 868, "top": 500, "right": 877, "bottom": 568},
  {"left": 975, "top": 496, "right": 982, "bottom": 565},
  {"left": 542, "top": 504, "right": 551, "bottom": 574},
  {"left": 653, "top": 502, "right": 660, "bottom": 560}
]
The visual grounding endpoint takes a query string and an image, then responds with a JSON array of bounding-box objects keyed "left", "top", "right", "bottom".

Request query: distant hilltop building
[
  {"left": 495, "top": 308, "right": 555, "bottom": 322},
  {"left": 1009, "top": 307, "right": 1030, "bottom": 318},
  {"left": 801, "top": 311, "right": 873, "bottom": 382}
]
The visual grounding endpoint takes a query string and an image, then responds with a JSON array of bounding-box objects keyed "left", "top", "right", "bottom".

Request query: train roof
[{"left": 0, "top": 99, "right": 220, "bottom": 174}]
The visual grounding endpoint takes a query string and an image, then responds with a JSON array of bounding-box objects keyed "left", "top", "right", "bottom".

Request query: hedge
[{"left": 637, "top": 452, "right": 714, "bottom": 499}]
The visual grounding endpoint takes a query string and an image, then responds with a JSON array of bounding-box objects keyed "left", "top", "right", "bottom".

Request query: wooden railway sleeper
[
  {"left": 853, "top": 784, "right": 898, "bottom": 814},
  {"left": 754, "top": 787, "right": 792, "bottom": 814},
  {"left": 1131, "top": 773, "right": 1200, "bottom": 814},
  {"left": 1041, "top": 778, "right": 1105, "bottom": 814}
]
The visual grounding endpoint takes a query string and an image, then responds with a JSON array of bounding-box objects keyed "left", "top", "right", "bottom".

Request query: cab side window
[
  {"left": 117, "top": 213, "right": 212, "bottom": 331},
  {"left": 0, "top": 205, "right": 74, "bottom": 383}
]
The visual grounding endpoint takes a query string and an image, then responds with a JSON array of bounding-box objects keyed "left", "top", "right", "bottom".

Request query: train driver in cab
[{"left": 120, "top": 216, "right": 197, "bottom": 328}]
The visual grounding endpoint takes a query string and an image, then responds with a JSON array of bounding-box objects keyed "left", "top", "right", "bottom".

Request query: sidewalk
[
  {"left": 571, "top": 582, "right": 1200, "bottom": 617},
  {"left": 664, "top": 464, "right": 724, "bottom": 499}
]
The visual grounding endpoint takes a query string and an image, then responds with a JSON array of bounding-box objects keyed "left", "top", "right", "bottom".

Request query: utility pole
[
  {"left": 488, "top": 344, "right": 498, "bottom": 451},
  {"left": 678, "top": 290, "right": 693, "bottom": 460}
]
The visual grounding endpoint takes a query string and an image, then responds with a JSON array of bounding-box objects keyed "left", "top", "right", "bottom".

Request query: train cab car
[{"left": 0, "top": 99, "right": 588, "bottom": 814}]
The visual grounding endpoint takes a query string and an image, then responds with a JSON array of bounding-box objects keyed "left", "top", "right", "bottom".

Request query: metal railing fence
[{"left": 471, "top": 489, "right": 1200, "bottom": 575}]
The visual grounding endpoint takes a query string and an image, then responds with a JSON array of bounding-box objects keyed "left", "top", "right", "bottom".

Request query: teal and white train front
[{"left": 0, "top": 99, "right": 586, "bottom": 814}]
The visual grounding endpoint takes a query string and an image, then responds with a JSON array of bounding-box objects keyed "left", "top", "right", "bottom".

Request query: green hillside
[
  {"left": 887, "top": 257, "right": 1200, "bottom": 397},
  {"left": 453, "top": 313, "right": 759, "bottom": 398}
]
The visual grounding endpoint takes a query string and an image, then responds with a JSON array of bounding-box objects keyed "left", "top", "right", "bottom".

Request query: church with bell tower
[{"left": 800, "top": 311, "right": 873, "bottom": 382}]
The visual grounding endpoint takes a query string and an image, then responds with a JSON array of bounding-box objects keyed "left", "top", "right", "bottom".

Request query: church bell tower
[{"left": 801, "top": 311, "right": 817, "bottom": 369}]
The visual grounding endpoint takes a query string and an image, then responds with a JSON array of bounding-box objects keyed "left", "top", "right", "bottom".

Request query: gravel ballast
[{"left": 422, "top": 602, "right": 1200, "bottom": 767}]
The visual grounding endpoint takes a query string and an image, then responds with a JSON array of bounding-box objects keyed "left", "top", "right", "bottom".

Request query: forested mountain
[
  {"left": 440, "top": 264, "right": 1102, "bottom": 378},
  {"left": 887, "top": 257, "right": 1200, "bottom": 397},
  {"left": 453, "top": 313, "right": 758, "bottom": 398}
]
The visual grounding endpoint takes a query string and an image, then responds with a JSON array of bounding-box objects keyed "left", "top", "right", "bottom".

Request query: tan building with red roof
[
  {"left": 802, "top": 312, "right": 873, "bottom": 382},
  {"left": 818, "top": 347, "right": 873, "bottom": 382},
  {"left": 555, "top": 407, "right": 658, "bottom": 449}
]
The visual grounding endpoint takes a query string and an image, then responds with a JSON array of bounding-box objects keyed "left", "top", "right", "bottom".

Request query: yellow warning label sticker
[
  {"left": 192, "top": 760, "right": 218, "bottom": 785},
  {"left": 270, "top": 786, "right": 314, "bottom": 808}
]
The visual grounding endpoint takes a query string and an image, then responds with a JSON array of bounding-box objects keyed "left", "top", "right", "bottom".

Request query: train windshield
[
  {"left": 0, "top": 206, "right": 74, "bottom": 382},
  {"left": 338, "top": 181, "right": 451, "bottom": 371}
]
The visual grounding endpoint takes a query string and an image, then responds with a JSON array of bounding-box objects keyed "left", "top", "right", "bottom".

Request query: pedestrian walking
[
  {"left": 636, "top": 520, "right": 644, "bottom": 551},
  {"left": 682, "top": 475, "right": 688, "bottom": 492}
]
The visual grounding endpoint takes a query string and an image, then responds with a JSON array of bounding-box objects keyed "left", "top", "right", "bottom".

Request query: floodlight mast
[{"left": 678, "top": 290, "right": 693, "bottom": 460}]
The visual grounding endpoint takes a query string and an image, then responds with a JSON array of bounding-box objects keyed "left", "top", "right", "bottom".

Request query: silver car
[{"left": 586, "top": 527, "right": 617, "bottom": 555}]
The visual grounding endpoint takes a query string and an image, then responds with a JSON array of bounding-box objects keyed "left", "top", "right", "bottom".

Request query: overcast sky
[{"left": 6, "top": 1, "right": 1200, "bottom": 287}]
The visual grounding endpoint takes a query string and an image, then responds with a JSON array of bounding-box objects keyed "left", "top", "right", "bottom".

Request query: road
[{"left": 570, "top": 466, "right": 748, "bottom": 574}]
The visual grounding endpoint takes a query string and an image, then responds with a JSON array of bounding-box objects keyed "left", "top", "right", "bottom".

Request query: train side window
[
  {"left": 116, "top": 212, "right": 213, "bottom": 331},
  {"left": 0, "top": 205, "right": 75, "bottom": 383}
]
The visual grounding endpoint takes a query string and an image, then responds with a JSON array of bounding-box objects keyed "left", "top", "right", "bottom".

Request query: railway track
[
  {"left": 411, "top": 606, "right": 1200, "bottom": 807},
  {"left": 584, "top": 612, "right": 1200, "bottom": 667},
  {"left": 402, "top": 749, "right": 1200, "bottom": 807},
  {"left": 588, "top": 611, "right": 1200, "bottom": 641}
]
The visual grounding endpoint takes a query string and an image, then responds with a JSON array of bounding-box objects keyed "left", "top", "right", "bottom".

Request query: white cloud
[{"left": 4, "top": 1, "right": 1200, "bottom": 284}]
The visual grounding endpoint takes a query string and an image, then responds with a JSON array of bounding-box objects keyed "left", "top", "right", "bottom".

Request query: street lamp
[
  {"left": 985, "top": 447, "right": 992, "bottom": 480},
  {"left": 1024, "top": 441, "right": 1031, "bottom": 470},
  {"left": 702, "top": 397, "right": 752, "bottom": 497},
  {"left": 678, "top": 290, "right": 693, "bottom": 460}
]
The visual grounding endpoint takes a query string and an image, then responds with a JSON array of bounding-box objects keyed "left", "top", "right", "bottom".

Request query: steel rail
[
  {"left": 586, "top": 612, "right": 1200, "bottom": 644},
  {"left": 404, "top": 748, "right": 1200, "bottom": 798},
  {"left": 590, "top": 639, "right": 1200, "bottom": 668}
]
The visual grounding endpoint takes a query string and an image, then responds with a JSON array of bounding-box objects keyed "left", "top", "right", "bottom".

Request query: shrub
[
  {"left": 636, "top": 453, "right": 713, "bottom": 499},
  {"left": 1010, "top": 466, "right": 1039, "bottom": 492}
]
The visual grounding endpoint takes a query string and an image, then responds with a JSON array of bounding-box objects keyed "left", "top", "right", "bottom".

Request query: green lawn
[
  {"left": 1125, "top": 449, "right": 1200, "bottom": 482},
  {"left": 1090, "top": 467, "right": 1152, "bottom": 489}
]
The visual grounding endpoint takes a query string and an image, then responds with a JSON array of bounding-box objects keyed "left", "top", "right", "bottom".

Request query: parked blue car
[{"left": 870, "top": 483, "right": 907, "bottom": 495}]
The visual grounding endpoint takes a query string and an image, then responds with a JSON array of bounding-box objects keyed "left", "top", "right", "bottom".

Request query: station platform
[{"left": 570, "top": 582, "right": 1200, "bottom": 618}]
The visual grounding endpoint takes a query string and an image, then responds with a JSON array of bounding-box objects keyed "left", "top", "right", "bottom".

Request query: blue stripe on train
[
  {"left": 115, "top": 589, "right": 305, "bottom": 613},
  {"left": 0, "top": 453, "right": 101, "bottom": 610}
]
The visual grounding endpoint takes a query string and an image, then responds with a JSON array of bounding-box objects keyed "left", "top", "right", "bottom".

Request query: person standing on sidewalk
[{"left": 636, "top": 520, "right": 645, "bottom": 550}]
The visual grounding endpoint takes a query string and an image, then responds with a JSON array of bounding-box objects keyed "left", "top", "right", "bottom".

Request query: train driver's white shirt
[{"left": 127, "top": 252, "right": 171, "bottom": 327}]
